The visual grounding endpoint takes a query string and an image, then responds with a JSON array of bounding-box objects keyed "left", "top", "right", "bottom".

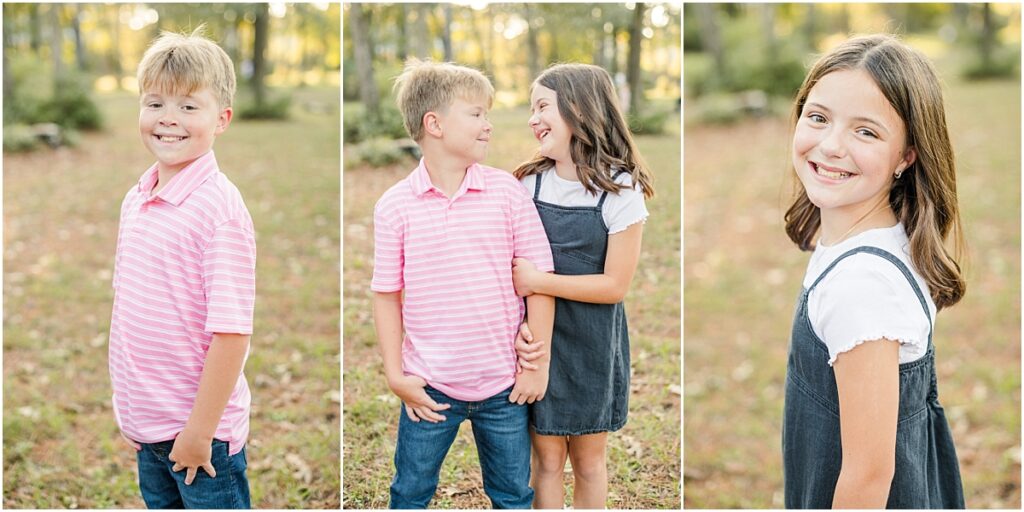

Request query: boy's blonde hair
[
  {"left": 393, "top": 59, "right": 494, "bottom": 141},
  {"left": 137, "top": 26, "right": 236, "bottom": 108}
]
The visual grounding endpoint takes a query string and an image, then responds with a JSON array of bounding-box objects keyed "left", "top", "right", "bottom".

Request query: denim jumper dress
[
  {"left": 782, "top": 246, "right": 965, "bottom": 508},
  {"left": 528, "top": 171, "right": 630, "bottom": 435}
]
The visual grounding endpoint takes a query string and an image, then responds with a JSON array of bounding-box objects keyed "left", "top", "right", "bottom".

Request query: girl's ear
[
  {"left": 897, "top": 146, "right": 918, "bottom": 175},
  {"left": 423, "top": 112, "right": 443, "bottom": 138}
]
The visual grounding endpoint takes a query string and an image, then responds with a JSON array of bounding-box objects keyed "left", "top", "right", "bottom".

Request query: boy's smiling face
[
  {"left": 433, "top": 96, "right": 492, "bottom": 165},
  {"left": 139, "top": 86, "right": 232, "bottom": 174}
]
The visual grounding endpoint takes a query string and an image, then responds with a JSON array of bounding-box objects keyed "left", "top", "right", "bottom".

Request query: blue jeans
[
  {"left": 390, "top": 386, "right": 532, "bottom": 509},
  {"left": 135, "top": 439, "right": 251, "bottom": 509}
]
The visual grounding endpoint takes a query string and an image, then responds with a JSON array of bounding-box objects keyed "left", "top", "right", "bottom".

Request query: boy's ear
[
  {"left": 422, "top": 111, "right": 443, "bottom": 138},
  {"left": 215, "top": 107, "right": 233, "bottom": 135}
]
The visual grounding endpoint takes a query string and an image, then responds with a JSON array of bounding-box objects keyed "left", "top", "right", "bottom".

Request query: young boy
[
  {"left": 108, "top": 28, "right": 256, "bottom": 509},
  {"left": 372, "top": 60, "right": 555, "bottom": 508}
]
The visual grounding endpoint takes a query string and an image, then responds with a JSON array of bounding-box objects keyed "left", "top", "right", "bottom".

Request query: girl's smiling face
[
  {"left": 528, "top": 85, "right": 572, "bottom": 164},
  {"left": 792, "top": 68, "right": 916, "bottom": 224}
]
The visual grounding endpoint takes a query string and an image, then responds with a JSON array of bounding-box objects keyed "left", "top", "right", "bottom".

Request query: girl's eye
[
  {"left": 807, "top": 113, "right": 826, "bottom": 124},
  {"left": 858, "top": 129, "right": 878, "bottom": 139}
]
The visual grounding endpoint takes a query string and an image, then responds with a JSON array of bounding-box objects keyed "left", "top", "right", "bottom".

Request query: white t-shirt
[
  {"left": 520, "top": 169, "right": 649, "bottom": 234},
  {"left": 803, "top": 224, "right": 935, "bottom": 366}
]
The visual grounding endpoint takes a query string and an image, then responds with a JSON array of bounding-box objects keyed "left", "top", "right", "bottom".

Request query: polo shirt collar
[
  {"left": 138, "top": 151, "right": 219, "bottom": 206},
  {"left": 409, "top": 158, "right": 486, "bottom": 197}
]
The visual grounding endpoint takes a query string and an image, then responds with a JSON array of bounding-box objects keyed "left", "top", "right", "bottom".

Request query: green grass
[
  {"left": 3, "top": 86, "right": 341, "bottom": 508},
  {"left": 683, "top": 61, "right": 1021, "bottom": 506},
  {"left": 342, "top": 105, "right": 681, "bottom": 508}
]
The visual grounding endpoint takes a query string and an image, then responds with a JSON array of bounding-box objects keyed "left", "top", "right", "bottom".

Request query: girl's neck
[
  {"left": 819, "top": 197, "right": 898, "bottom": 246},
  {"left": 553, "top": 160, "right": 578, "bottom": 182}
]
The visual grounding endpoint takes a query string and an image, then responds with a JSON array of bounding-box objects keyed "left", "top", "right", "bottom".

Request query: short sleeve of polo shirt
[
  {"left": 202, "top": 218, "right": 257, "bottom": 334},
  {"left": 510, "top": 185, "right": 554, "bottom": 273},
  {"left": 371, "top": 199, "right": 405, "bottom": 292}
]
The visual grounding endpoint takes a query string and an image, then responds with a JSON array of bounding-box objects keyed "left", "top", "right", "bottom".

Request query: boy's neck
[
  {"left": 152, "top": 166, "right": 182, "bottom": 196},
  {"left": 422, "top": 153, "right": 473, "bottom": 197}
]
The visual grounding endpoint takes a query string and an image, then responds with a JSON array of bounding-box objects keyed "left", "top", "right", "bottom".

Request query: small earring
[{"left": 894, "top": 169, "right": 903, "bottom": 179}]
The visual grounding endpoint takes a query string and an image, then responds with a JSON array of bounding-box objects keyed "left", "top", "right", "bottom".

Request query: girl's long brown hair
[
  {"left": 784, "top": 34, "right": 965, "bottom": 309},
  {"left": 513, "top": 63, "right": 654, "bottom": 199}
]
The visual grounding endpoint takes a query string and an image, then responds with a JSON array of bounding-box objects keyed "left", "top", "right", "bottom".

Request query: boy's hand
[
  {"left": 510, "top": 363, "right": 549, "bottom": 404},
  {"left": 120, "top": 432, "right": 141, "bottom": 451},
  {"left": 512, "top": 258, "right": 540, "bottom": 297},
  {"left": 388, "top": 374, "right": 451, "bottom": 423},
  {"left": 169, "top": 428, "right": 216, "bottom": 485},
  {"left": 514, "top": 321, "right": 547, "bottom": 372}
]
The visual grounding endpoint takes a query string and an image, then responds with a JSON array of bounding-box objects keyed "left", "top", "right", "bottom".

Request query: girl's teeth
[{"left": 816, "top": 165, "right": 850, "bottom": 179}]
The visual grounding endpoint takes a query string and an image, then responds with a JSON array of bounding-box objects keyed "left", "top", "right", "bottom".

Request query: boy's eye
[
  {"left": 147, "top": 102, "right": 162, "bottom": 108},
  {"left": 182, "top": 105, "right": 198, "bottom": 111}
]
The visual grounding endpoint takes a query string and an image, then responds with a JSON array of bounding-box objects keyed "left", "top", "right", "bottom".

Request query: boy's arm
[
  {"left": 509, "top": 293, "right": 555, "bottom": 404},
  {"left": 169, "top": 332, "right": 249, "bottom": 485},
  {"left": 374, "top": 291, "right": 450, "bottom": 422}
]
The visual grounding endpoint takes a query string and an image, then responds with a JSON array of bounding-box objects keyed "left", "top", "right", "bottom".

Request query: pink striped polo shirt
[
  {"left": 109, "top": 150, "right": 256, "bottom": 455},
  {"left": 372, "top": 159, "right": 554, "bottom": 401}
]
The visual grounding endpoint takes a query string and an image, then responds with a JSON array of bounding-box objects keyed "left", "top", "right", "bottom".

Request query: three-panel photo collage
[{"left": 2, "top": 2, "right": 1020, "bottom": 509}]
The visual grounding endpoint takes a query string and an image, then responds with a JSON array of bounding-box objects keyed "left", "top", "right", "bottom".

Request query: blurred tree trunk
[
  {"left": 760, "top": 4, "right": 777, "bottom": 68},
  {"left": 610, "top": 25, "right": 620, "bottom": 76},
  {"left": 409, "top": 4, "right": 430, "bottom": 59},
  {"left": 252, "top": 3, "right": 269, "bottom": 107},
  {"left": 50, "top": 4, "right": 64, "bottom": 83},
  {"left": 441, "top": 4, "right": 453, "bottom": 61},
  {"left": 29, "top": 4, "right": 41, "bottom": 53},
  {"left": 72, "top": 4, "right": 86, "bottom": 71},
  {"left": 980, "top": 3, "right": 995, "bottom": 69},
  {"left": 837, "top": 4, "right": 850, "bottom": 35},
  {"left": 397, "top": 4, "right": 408, "bottom": 61},
  {"left": 626, "top": 3, "right": 645, "bottom": 114},
  {"left": 694, "top": 4, "right": 724, "bottom": 89},
  {"left": 349, "top": 3, "right": 379, "bottom": 120},
  {"left": 470, "top": 8, "right": 488, "bottom": 74},
  {"left": 109, "top": 5, "right": 123, "bottom": 87},
  {"left": 3, "top": 11, "right": 13, "bottom": 115},
  {"left": 803, "top": 4, "right": 817, "bottom": 50},
  {"left": 525, "top": 4, "right": 541, "bottom": 83}
]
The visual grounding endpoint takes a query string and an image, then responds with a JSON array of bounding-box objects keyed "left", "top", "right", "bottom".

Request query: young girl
[
  {"left": 782, "top": 35, "right": 965, "bottom": 508},
  {"left": 510, "top": 63, "right": 653, "bottom": 508}
]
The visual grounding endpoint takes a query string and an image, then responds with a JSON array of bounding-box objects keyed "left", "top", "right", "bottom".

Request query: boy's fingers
[
  {"left": 184, "top": 467, "right": 197, "bottom": 486},
  {"left": 509, "top": 389, "right": 521, "bottom": 403},
  {"left": 414, "top": 406, "right": 445, "bottom": 422},
  {"left": 520, "top": 325, "right": 534, "bottom": 341},
  {"left": 519, "top": 348, "right": 546, "bottom": 361},
  {"left": 518, "top": 358, "right": 539, "bottom": 371},
  {"left": 172, "top": 462, "right": 184, "bottom": 472},
  {"left": 202, "top": 462, "right": 217, "bottom": 479},
  {"left": 404, "top": 404, "right": 420, "bottom": 422}
]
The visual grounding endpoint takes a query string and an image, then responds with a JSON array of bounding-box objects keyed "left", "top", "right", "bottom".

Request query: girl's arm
[
  {"left": 831, "top": 338, "right": 900, "bottom": 508},
  {"left": 513, "top": 222, "right": 643, "bottom": 304}
]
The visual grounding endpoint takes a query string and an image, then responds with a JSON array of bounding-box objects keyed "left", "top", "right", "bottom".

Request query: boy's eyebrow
[{"left": 805, "top": 101, "right": 891, "bottom": 135}]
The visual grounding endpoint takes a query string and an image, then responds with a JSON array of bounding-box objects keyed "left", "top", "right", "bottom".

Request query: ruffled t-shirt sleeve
[
  {"left": 808, "top": 253, "right": 931, "bottom": 366},
  {"left": 604, "top": 173, "right": 649, "bottom": 234}
]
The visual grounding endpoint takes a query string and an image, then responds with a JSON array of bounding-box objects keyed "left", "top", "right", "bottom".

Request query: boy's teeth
[{"left": 158, "top": 135, "right": 184, "bottom": 142}]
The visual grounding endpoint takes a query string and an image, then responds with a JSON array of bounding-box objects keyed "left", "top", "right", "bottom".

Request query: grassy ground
[
  {"left": 342, "top": 104, "right": 681, "bottom": 508},
  {"left": 3, "top": 87, "right": 341, "bottom": 508},
  {"left": 683, "top": 67, "right": 1022, "bottom": 505}
]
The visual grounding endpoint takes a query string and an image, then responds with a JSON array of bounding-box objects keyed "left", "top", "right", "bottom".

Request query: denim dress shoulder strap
[
  {"left": 782, "top": 246, "right": 964, "bottom": 509},
  {"left": 528, "top": 170, "right": 631, "bottom": 436}
]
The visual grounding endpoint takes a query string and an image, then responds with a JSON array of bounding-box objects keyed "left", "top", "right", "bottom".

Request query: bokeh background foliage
[
  {"left": 684, "top": 3, "right": 1021, "bottom": 508},
  {"left": 3, "top": 3, "right": 341, "bottom": 508},
  {"left": 343, "top": 2, "right": 681, "bottom": 508}
]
